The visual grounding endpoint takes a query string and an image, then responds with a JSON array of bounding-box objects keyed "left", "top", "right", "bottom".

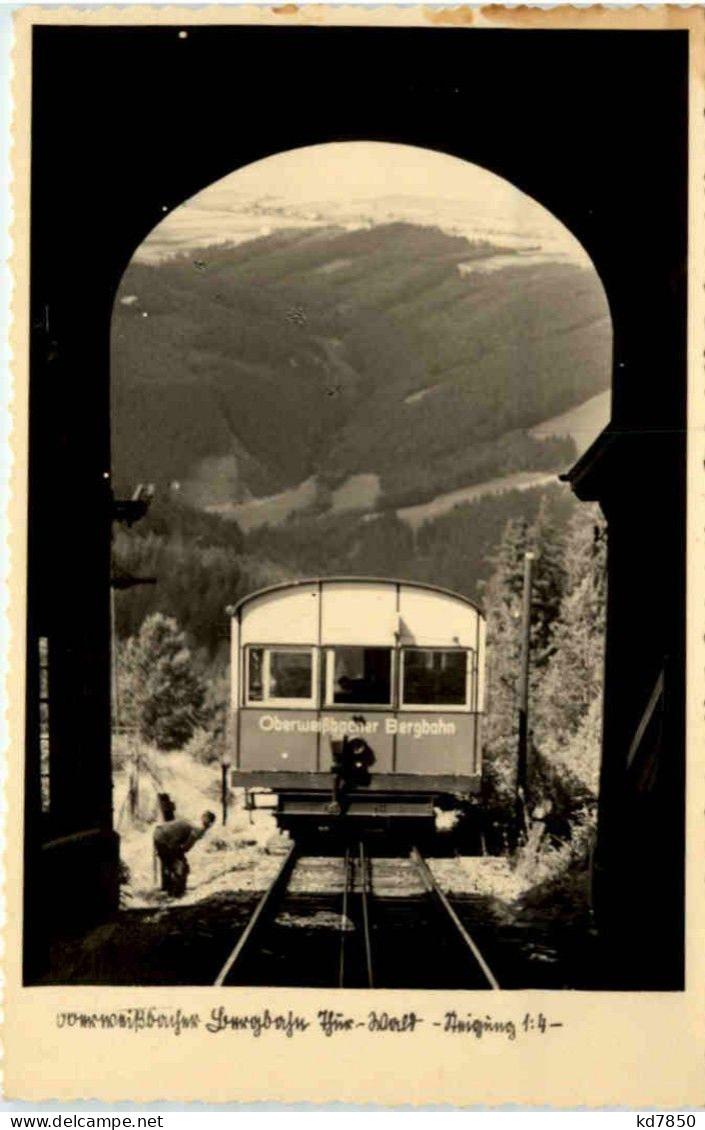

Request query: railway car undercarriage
[
  {"left": 275, "top": 790, "right": 436, "bottom": 841},
  {"left": 242, "top": 773, "right": 480, "bottom": 845}
]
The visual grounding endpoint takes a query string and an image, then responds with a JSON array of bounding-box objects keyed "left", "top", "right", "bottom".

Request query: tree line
[
  {"left": 112, "top": 484, "right": 578, "bottom": 660},
  {"left": 481, "top": 498, "right": 606, "bottom": 843}
]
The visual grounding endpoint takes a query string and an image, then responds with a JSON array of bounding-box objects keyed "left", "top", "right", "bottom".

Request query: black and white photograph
[
  {"left": 106, "top": 140, "right": 615, "bottom": 992},
  {"left": 6, "top": 5, "right": 702, "bottom": 1106}
]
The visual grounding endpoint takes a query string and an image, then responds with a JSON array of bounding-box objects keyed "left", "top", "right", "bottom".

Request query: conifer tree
[
  {"left": 482, "top": 515, "right": 533, "bottom": 755},
  {"left": 482, "top": 504, "right": 569, "bottom": 744},
  {"left": 533, "top": 504, "right": 606, "bottom": 798},
  {"left": 121, "top": 613, "right": 207, "bottom": 750},
  {"left": 480, "top": 500, "right": 571, "bottom": 816},
  {"left": 527, "top": 497, "right": 569, "bottom": 669}
]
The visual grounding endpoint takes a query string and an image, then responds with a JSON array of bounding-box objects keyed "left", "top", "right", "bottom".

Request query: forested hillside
[
  {"left": 113, "top": 482, "right": 577, "bottom": 659},
  {"left": 247, "top": 481, "right": 576, "bottom": 599},
  {"left": 111, "top": 223, "right": 610, "bottom": 510},
  {"left": 112, "top": 496, "right": 289, "bottom": 659}
]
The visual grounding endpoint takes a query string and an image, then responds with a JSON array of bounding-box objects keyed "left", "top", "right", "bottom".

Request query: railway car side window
[
  {"left": 325, "top": 647, "right": 392, "bottom": 706},
  {"left": 402, "top": 649, "right": 469, "bottom": 708},
  {"left": 246, "top": 646, "right": 315, "bottom": 706}
]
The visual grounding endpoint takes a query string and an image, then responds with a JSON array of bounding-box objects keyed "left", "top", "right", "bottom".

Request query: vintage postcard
[{"left": 4, "top": 3, "right": 705, "bottom": 1106}]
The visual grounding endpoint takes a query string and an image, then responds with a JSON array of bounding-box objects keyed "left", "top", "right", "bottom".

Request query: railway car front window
[
  {"left": 246, "top": 647, "right": 315, "bottom": 705},
  {"left": 270, "top": 651, "right": 312, "bottom": 699},
  {"left": 402, "top": 649, "right": 468, "bottom": 707},
  {"left": 325, "top": 647, "right": 392, "bottom": 706}
]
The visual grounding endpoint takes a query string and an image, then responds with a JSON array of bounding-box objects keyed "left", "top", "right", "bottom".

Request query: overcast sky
[{"left": 137, "top": 141, "right": 593, "bottom": 267}]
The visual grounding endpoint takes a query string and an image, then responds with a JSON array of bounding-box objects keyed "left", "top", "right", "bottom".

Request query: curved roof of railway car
[{"left": 228, "top": 576, "right": 484, "bottom": 619}]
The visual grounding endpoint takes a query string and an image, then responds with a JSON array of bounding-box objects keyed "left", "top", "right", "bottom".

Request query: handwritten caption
[{"left": 56, "top": 1007, "right": 563, "bottom": 1041}]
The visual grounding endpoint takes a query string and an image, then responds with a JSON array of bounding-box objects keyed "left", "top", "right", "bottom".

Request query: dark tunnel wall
[{"left": 26, "top": 24, "right": 688, "bottom": 982}]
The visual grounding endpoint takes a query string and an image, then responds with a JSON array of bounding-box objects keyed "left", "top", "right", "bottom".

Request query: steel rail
[
  {"left": 213, "top": 841, "right": 299, "bottom": 987},
  {"left": 410, "top": 847, "right": 500, "bottom": 990},
  {"left": 359, "top": 841, "right": 374, "bottom": 988}
]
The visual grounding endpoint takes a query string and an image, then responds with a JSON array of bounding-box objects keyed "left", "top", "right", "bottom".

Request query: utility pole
[
  {"left": 517, "top": 551, "right": 535, "bottom": 807},
  {"left": 221, "top": 757, "right": 231, "bottom": 826}
]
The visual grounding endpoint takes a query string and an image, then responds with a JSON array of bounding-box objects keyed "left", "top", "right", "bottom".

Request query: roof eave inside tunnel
[
  {"left": 563, "top": 426, "right": 686, "bottom": 521},
  {"left": 560, "top": 425, "right": 618, "bottom": 502},
  {"left": 560, "top": 426, "right": 676, "bottom": 504}
]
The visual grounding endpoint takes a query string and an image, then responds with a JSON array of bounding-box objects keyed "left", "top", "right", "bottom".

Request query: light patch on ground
[
  {"left": 529, "top": 389, "right": 611, "bottom": 458},
  {"left": 404, "top": 383, "right": 444, "bottom": 406},
  {"left": 429, "top": 857, "right": 534, "bottom": 902},
  {"left": 207, "top": 476, "right": 318, "bottom": 531},
  {"left": 397, "top": 470, "right": 559, "bottom": 531},
  {"left": 331, "top": 472, "right": 380, "bottom": 513},
  {"left": 275, "top": 910, "right": 354, "bottom": 931},
  {"left": 134, "top": 209, "right": 324, "bottom": 264},
  {"left": 209, "top": 470, "right": 381, "bottom": 529},
  {"left": 113, "top": 749, "right": 285, "bottom": 909},
  {"left": 286, "top": 854, "right": 528, "bottom": 902},
  {"left": 458, "top": 251, "right": 562, "bottom": 276},
  {"left": 314, "top": 258, "right": 352, "bottom": 275}
]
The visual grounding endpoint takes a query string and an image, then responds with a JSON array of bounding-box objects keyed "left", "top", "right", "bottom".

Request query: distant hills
[{"left": 111, "top": 222, "right": 611, "bottom": 516}]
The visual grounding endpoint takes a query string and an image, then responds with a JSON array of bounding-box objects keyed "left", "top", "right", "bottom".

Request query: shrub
[
  {"left": 120, "top": 613, "right": 207, "bottom": 750},
  {"left": 185, "top": 726, "right": 222, "bottom": 765}
]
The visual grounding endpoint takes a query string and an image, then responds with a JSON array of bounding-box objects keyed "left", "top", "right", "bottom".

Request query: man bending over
[{"left": 153, "top": 810, "right": 216, "bottom": 897}]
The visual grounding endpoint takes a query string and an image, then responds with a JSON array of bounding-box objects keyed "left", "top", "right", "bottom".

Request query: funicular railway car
[{"left": 228, "top": 578, "right": 485, "bottom": 837}]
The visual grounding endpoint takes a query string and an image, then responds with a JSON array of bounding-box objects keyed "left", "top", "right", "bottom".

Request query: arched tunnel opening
[{"left": 23, "top": 25, "right": 687, "bottom": 991}]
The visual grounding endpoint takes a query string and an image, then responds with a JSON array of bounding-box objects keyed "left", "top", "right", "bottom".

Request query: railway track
[{"left": 214, "top": 843, "right": 499, "bottom": 990}]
